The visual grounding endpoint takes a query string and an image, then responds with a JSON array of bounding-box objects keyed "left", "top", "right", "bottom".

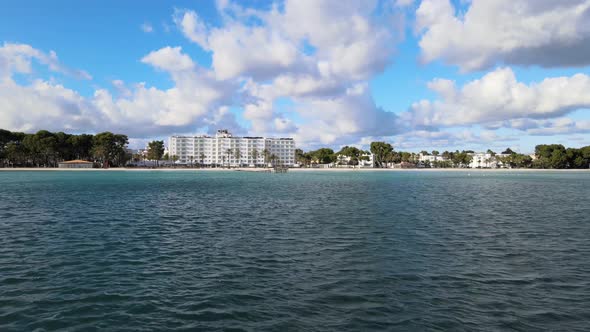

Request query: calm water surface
[{"left": 1, "top": 170, "right": 589, "bottom": 331}]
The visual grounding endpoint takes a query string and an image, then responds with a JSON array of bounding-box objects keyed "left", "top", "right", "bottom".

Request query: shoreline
[{"left": 0, "top": 167, "right": 588, "bottom": 172}]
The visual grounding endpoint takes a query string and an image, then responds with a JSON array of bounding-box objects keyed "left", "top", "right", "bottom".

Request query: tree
[
  {"left": 270, "top": 153, "right": 278, "bottom": 167},
  {"left": 370, "top": 142, "right": 393, "bottom": 168},
  {"left": 92, "top": 132, "right": 129, "bottom": 168},
  {"left": 400, "top": 152, "right": 412, "bottom": 163},
  {"left": 262, "top": 148, "right": 271, "bottom": 167},
  {"left": 67, "top": 134, "right": 94, "bottom": 160},
  {"left": 226, "top": 148, "right": 233, "bottom": 168},
  {"left": 5, "top": 142, "right": 26, "bottom": 167},
  {"left": 147, "top": 140, "right": 165, "bottom": 167},
  {"left": 452, "top": 150, "right": 473, "bottom": 168},
  {"left": 310, "top": 148, "right": 335, "bottom": 164},
  {"left": 502, "top": 147, "right": 516, "bottom": 155},
  {"left": 337, "top": 146, "right": 363, "bottom": 166},
  {"left": 234, "top": 148, "right": 242, "bottom": 167},
  {"left": 199, "top": 152, "right": 206, "bottom": 167},
  {"left": 534, "top": 144, "right": 567, "bottom": 169},
  {"left": 431, "top": 150, "right": 439, "bottom": 156}
]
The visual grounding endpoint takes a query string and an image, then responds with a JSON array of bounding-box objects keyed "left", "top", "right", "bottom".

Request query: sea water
[{"left": 1, "top": 170, "right": 589, "bottom": 331}]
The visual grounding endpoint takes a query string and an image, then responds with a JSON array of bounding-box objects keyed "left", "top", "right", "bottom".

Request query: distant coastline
[{"left": 1, "top": 167, "right": 588, "bottom": 172}]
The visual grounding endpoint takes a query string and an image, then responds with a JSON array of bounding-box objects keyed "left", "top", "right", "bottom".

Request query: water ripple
[{"left": 0, "top": 171, "right": 589, "bottom": 331}]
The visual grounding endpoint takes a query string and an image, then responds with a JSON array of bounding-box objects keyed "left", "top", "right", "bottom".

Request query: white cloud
[
  {"left": 0, "top": 44, "right": 241, "bottom": 138},
  {"left": 9, "top": 2, "right": 589, "bottom": 150},
  {"left": 393, "top": 128, "right": 517, "bottom": 150},
  {"left": 141, "top": 46, "right": 195, "bottom": 72},
  {"left": 508, "top": 117, "right": 590, "bottom": 136},
  {"left": 416, "top": 0, "right": 590, "bottom": 71},
  {"left": 173, "top": 10, "right": 209, "bottom": 48},
  {"left": 405, "top": 68, "right": 590, "bottom": 128},
  {"left": 291, "top": 83, "right": 401, "bottom": 145},
  {"left": 141, "top": 22, "right": 154, "bottom": 33},
  {"left": 0, "top": 42, "right": 91, "bottom": 80},
  {"left": 396, "top": 0, "right": 415, "bottom": 7},
  {"left": 170, "top": 0, "right": 403, "bottom": 146}
]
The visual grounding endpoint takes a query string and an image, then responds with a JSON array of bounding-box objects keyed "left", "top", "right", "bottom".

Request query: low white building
[
  {"left": 468, "top": 153, "right": 511, "bottom": 168},
  {"left": 335, "top": 153, "right": 375, "bottom": 168},
  {"left": 417, "top": 154, "right": 447, "bottom": 163},
  {"left": 168, "top": 129, "right": 296, "bottom": 167},
  {"left": 58, "top": 160, "right": 93, "bottom": 168}
]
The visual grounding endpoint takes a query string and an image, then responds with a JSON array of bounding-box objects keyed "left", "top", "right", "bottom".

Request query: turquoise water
[{"left": 1, "top": 170, "right": 589, "bottom": 331}]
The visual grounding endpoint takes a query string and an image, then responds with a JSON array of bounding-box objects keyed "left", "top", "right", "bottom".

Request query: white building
[
  {"left": 468, "top": 153, "right": 511, "bottom": 168},
  {"left": 168, "top": 129, "right": 296, "bottom": 167},
  {"left": 417, "top": 154, "right": 447, "bottom": 163},
  {"left": 335, "top": 153, "right": 375, "bottom": 168}
]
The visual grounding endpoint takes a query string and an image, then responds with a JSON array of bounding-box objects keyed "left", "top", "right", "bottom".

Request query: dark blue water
[{"left": 1, "top": 170, "right": 589, "bottom": 331}]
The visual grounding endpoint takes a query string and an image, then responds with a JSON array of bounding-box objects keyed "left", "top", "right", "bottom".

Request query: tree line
[
  {"left": 296, "top": 142, "right": 590, "bottom": 169},
  {"left": 0, "top": 129, "right": 129, "bottom": 168},
  {"left": 3, "top": 129, "right": 589, "bottom": 169}
]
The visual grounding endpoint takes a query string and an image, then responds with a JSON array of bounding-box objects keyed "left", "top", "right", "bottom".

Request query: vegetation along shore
[{"left": 1, "top": 129, "right": 589, "bottom": 169}]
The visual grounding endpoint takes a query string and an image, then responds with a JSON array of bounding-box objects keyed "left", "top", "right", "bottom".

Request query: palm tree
[
  {"left": 234, "top": 148, "right": 242, "bottom": 167},
  {"left": 251, "top": 148, "right": 259, "bottom": 167},
  {"left": 270, "top": 153, "right": 278, "bottom": 167},
  {"left": 199, "top": 153, "right": 206, "bottom": 168},
  {"left": 226, "top": 148, "right": 233, "bottom": 168},
  {"left": 262, "top": 149, "right": 270, "bottom": 167},
  {"left": 188, "top": 155, "right": 194, "bottom": 168}
]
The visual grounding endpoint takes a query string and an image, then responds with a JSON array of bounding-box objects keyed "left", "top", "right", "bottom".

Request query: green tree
[
  {"left": 502, "top": 147, "right": 516, "bottom": 155},
  {"left": 234, "top": 148, "right": 242, "bottom": 167},
  {"left": 226, "top": 148, "right": 233, "bottom": 168},
  {"left": 370, "top": 142, "right": 393, "bottom": 168},
  {"left": 67, "top": 134, "right": 94, "bottom": 160},
  {"left": 147, "top": 140, "right": 165, "bottom": 167},
  {"left": 310, "top": 148, "right": 335, "bottom": 164},
  {"left": 262, "top": 148, "right": 271, "bottom": 167},
  {"left": 337, "top": 146, "right": 363, "bottom": 165},
  {"left": 250, "top": 148, "right": 259, "bottom": 167},
  {"left": 270, "top": 153, "right": 278, "bottom": 167},
  {"left": 199, "top": 152, "right": 206, "bottom": 167},
  {"left": 92, "top": 132, "right": 129, "bottom": 168}
]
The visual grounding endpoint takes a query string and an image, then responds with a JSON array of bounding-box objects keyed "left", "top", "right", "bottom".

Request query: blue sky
[{"left": 1, "top": 0, "right": 589, "bottom": 152}]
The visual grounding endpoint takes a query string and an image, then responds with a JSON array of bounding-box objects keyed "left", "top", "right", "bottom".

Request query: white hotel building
[{"left": 168, "top": 129, "right": 296, "bottom": 167}]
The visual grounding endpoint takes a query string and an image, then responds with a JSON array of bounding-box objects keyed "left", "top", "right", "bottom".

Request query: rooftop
[{"left": 59, "top": 160, "right": 93, "bottom": 164}]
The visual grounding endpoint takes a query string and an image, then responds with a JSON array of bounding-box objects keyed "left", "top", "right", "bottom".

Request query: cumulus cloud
[
  {"left": 394, "top": 128, "right": 517, "bottom": 150},
  {"left": 291, "top": 83, "right": 402, "bottom": 145},
  {"left": 404, "top": 67, "right": 590, "bottom": 128},
  {"left": 141, "top": 46, "right": 195, "bottom": 72},
  {"left": 6, "top": 1, "right": 588, "bottom": 150},
  {"left": 416, "top": 0, "right": 590, "bottom": 71},
  {"left": 509, "top": 117, "right": 590, "bottom": 136},
  {"left": 0, "top": 42, "right": 92, "bottom": 80},
  {"left": 0, "top": 44, "right": 241, "bottom": 138},
  {"left": 171, "top": 0, "right": 403, "bottom": 144},
  {"left": 173, "top": 10, "right": 209, "bottom": 48}
]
